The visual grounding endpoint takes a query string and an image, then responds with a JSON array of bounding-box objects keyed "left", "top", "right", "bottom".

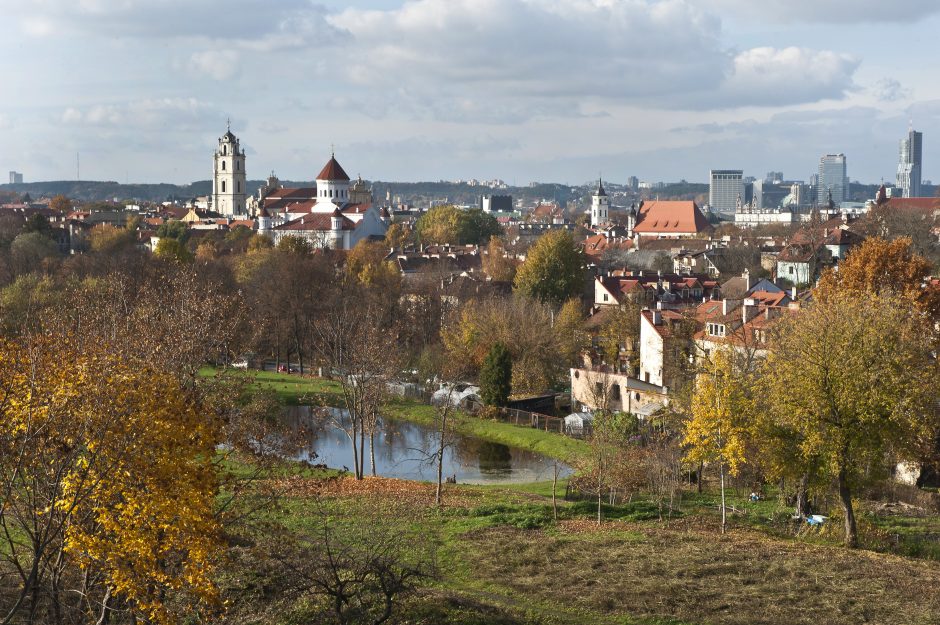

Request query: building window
[
  {"left": 236, "top": 161, "right": 240, "bottom": 171},
  {"left": 611, "top": 385, "right": 621, "bottom": 400},
  {"left": 222, "top": 146, "right": 227, "bottom": 156},
  {"left": 237, "top": 181, "right": 240, "bottom": 193},
  {"left": 603, "top": 293, "right": 609, "bottom": 302},
  {"left": 222, "top": 181, "right": 226, "bottom": 193},
  {"left": 221, "top": 161, "right": 226, "bottom": 171},
  {"left": 595, "top": 382, "right": 603, "bottom": 396}
]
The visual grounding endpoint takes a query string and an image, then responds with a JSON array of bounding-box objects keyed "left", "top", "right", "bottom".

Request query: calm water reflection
[{"left": 284, "top": 406, "right": 572, "bottom": 484}]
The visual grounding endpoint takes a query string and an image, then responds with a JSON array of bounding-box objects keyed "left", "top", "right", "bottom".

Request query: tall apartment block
[{"left": 709, "top": 169, "right": 744, "bottom": 214}]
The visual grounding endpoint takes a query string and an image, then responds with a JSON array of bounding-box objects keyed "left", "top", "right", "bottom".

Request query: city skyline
[{"left": 3, "top": 1, "right": 940, "bottom": 186}]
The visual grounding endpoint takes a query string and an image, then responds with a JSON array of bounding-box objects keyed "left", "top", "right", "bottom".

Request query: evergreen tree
[{"left": 479, "top": 342, "right": 512, "bottom": 407}]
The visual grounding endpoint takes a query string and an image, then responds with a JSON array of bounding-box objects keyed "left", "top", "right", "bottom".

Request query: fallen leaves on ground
[{"left": 271, "top": 475, "right": 483, "bottom": 508}]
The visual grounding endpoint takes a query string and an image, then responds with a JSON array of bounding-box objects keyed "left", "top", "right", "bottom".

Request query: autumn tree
[
  {"left": 276, "top": 234, "right": 313, "bottom": 256},
  {"left": 513, "top": 229, "right": 584, "bottom": 305},
  {"left": 479, "top": 342, "right": 512, "bottom": 407},
  {"left": 0, "top": 336, "right": 222, "bottom": 625},
  {"left": 346, "top": 239, "right": 400, "bottom": 291},
  {"left": 481, "top": 235, "right": 516, "bottom": 282},
  {"left": 89, "top": 223, "right": 135, "bottom": 255},
  {"left": 596, "top": 302, "right": 642, "bottom": 374},
  {"left": 415, "top": 205, "right": 501, "bottom": 245},
  {"left": 554, "top": 297, "right": 588, "bottom": 368},
  {"left": 384, "top": 221, "right": 414, "bottom": 250},
  {"left": 442, "top": 296, "right": 562, "bottom": 394},
  {"left": 154, "top": 219, "right": 188, "bottom": 241},
  {"left": 154, "top": 236, "right": 193, "bottom": 263},
  {"left": 683, "top": 349, "right": 751, "bottom": 534},
  {"left": 818, "top": 236, "right": 938, "bottom": 326},
  {"left": 761, "top": 292, "right": 938, "bottom": 547},
  {"left": 49, "top": 194, "right": 72, "bottom": 213}
]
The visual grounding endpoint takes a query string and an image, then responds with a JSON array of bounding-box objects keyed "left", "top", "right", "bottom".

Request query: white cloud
[
  {"left": 11, "top": 0, "right": 344, "bottom": 44},
  {"left": 871, "top": 78, "right": 910, "bottom": 103},
  {"left": 325, "top": 0, "right": 858, "bottom": 119},
  {"left": 701, "top": 0, "right": 940, "bottom": 23},
  {"left": 60, "top": 98, "right": 218, "bottom": 129},
  {"left": 713, "top": 47, "right": 859, "bottom": 107},
  {"left": 189, "top": 50, "right": 240, "bottom": 81}
]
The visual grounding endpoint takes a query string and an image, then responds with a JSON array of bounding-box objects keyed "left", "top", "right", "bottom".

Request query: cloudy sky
[{"left": 1, "top": 0, "right": 939, "bottom": 186}]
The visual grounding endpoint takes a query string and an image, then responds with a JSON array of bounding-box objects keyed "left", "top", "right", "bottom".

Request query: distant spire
[{"left": 227, "top": 117, "right": 231, "bottom": 132}]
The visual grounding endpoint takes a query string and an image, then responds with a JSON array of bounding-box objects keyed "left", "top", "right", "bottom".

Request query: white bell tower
[
  {"left": 590, "top": 178, "right": 609, "bottom": 227},
  {"left": 212, "top": 120, "right": 247, "bottom": 216}
]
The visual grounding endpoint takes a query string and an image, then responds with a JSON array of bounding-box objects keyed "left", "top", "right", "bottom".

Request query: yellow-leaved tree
[
  {"left": 0, "top": 336, "right": 221, "bottom": 624},
  {"left": 683, "top": 349, "right": 750, "bottom": 534}
]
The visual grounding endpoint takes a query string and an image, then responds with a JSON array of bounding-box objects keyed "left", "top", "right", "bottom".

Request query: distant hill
[{"left": 0, "top": 179, "right": 579, "bottom": 206}]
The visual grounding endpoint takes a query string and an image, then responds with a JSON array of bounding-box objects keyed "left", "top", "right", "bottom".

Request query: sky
[{"left": 1, "top": 0, "right": 940, "bottom": 187}]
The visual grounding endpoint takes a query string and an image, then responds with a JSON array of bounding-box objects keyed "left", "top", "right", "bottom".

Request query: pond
[{"left": 284, "top": 406, "right": 572, "bottom": 484}]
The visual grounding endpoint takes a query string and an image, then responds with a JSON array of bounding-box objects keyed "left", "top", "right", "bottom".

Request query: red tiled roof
[
  {"left": 641, "top": 309, "right": 687, "bottom": 339},
  {"left": 274, "top": 212, "right": 355, "bottom": 232},
  {"left": 342, "top": 203, "right": 372, "bottom": 215},
  {"left": 317, "top": 157, "right": 350, "bottom": 181},
  {"left": 632, "top": 201, "right": 711, "bottom": 234},
  {"left": 883, "top": 197, "right": 937, "bottom": 211}
]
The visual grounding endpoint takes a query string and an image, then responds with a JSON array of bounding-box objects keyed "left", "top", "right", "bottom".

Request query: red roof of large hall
[
  {"left": 632, "top": 200, "right": 711, "bottom": 235},
  {"left": 316, "top": 156, "right": 350, "bottom": 182}
]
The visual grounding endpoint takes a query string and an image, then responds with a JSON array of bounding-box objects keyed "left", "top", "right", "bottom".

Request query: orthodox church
[{"left": 256, "top": 152, "right": 389, "bottom": 250}]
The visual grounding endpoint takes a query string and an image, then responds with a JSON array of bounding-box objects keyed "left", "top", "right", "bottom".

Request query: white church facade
[{"left": 258, "top": 153, "right": 389, "bottom": 250}]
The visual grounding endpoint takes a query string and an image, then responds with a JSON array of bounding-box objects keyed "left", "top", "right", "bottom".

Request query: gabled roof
[
  {"left": 632, "top": 201, "right": 711, "bottom": 234},
  {"left": 317, "top": 156, "right": 350, "bottom": 181},
  {"left": 641, "top": 309, "right": 688, "bottom": 339},
  {"left": 274, "top": 212, "right": 355, "bottom": 232}
]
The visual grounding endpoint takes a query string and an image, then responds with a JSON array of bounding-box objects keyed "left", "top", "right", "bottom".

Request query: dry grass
[{"left": 463, "top": 522, "right": 940, "bottom": 625}]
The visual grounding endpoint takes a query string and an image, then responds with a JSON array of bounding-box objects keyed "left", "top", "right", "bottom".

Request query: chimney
[
  {"left": 791, "top": 286, "right": 797, "bottom": 299},
  {"left": 652, "top": 310, "right": 662, "bottom": 325},
  {"left": 742, "top": 298, "right": 757, "bottom": 324},
  {"left": 743, "top": 268, "right": 751, "bottom": 292}
]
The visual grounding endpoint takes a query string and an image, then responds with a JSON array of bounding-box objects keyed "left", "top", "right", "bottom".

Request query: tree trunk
[
  {"left": 359, "top": 422, "right": 366, "bottom": 479},
  {"left": 552, "top": 463, "right": 558, "bottom": 521},
  {"left": 351, "top": 419, "right": 360, "bottom": 480},
  {"left": 837, "top": 466, "right": 858, "bottom": 548},
  {"left": 436, "top": 409, "right": 447, "bottom": 507},
  {"left": 369, "top": 427, "right": 377, "bottom": 477},
  {"left": 795, "top": 472, "right": 810, "bottom": 518},
  {"left": 596, "top": 470, "right": 602, "bottom": 525},
  {"left": 719, "top": 461, "right": 727, "bottom": 534},
  {"left": 697, "top": 460, "right": 704, "bottom": 493}
]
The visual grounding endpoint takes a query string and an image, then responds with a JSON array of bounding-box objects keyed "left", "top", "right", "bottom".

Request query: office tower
[
  {"left": 709, "top": 169, "right": 744, "bottom": 214},
  {"left": 896, "top": 129, "right": 923, "bottom": 198},
  {"left": 8, "top": 171, "right": 23, "bottom": 184},
  {"left": 627, "top": 176, "right": 639, "bottom": 191},
  {"left": 816, "top": 154, "right": 848, "bottom": 206}
]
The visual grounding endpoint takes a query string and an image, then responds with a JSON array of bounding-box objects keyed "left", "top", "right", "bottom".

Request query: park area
[{"left": 215, "top": 370, "right": 940, "bottom": 625}]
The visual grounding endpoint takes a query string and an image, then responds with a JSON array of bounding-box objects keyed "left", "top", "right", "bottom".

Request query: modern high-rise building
[
  {"left": 816, "top": 154, "right": 848, "bottom": 206},
  {"left": 896, "top": 129, "right": 923, "bottom": 198},
  {"left": 8, "top": 171, "right": 23, "bottom": 184},
  {"left": 626, "top": 176, "right": 639, "bottom": 191},
  {"left": 709, "top": 169, "right": 744, "bottom": 214}
]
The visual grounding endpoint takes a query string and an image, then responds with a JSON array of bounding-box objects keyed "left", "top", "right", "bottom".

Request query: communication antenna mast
[{"left": 76, "top": 152, "right": 80, "bottom": 181}]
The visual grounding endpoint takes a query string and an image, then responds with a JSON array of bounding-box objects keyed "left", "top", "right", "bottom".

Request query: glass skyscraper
[
  {"left": 816, "top": 154, "right": 848, "bottom": 207},
  {"left": 897, "top": 129, "right": 923, "bottom": 198}
]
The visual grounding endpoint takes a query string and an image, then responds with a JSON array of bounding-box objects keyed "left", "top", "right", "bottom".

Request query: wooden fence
[{"left": 469, "top": 406, "right": 592, "bottom": 439}]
